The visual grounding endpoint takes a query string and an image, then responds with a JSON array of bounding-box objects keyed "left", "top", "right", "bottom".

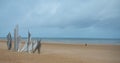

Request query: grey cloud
[
  {"left": 0, "top": 0, "right": 120, "bottom": 38},
  {"left": 24, "top": 0, "right": 119, "bottom": 28}
]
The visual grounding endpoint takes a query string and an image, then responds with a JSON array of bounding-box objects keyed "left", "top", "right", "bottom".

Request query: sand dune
[{"left": 0, "top": 40, "right": 120, "bottom": 63}]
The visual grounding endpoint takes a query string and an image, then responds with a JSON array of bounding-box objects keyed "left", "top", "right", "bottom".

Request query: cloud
[
  {"left": 0, "top": 0, "right": 120, "bottom": 38},
  {"left": 19, "top": 0, "right": 119, "bottom": 28}
]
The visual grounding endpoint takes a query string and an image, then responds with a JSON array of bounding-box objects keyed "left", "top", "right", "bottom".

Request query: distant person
[
  {"left": 33, "top": 39, "right": 41, "bottom": 54},
  {"left": 7, "top": 32, "right": 12, "bottom": 50},
  {"left": 85, "top": 43, "right": 87, "bottom": 46}
]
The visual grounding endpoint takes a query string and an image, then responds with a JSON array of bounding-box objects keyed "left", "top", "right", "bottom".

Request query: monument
[
  {"left": 7, "top": 24, "right": 41, "bottom": 54},
  {"left": 7, "top": 32, "right": 12, "bottom": 50}
]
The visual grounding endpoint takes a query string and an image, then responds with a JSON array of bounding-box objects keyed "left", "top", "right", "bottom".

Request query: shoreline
[{"left": 1, "top": 39, "right": 120, "bottom": 45}]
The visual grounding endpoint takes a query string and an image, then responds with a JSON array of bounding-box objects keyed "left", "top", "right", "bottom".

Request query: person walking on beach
[
  {"left": 33, "top": 39, "right": 41, "bottom": 54},
  {"left": 7, "top": 32, "right": 12, "bottom": 50}
]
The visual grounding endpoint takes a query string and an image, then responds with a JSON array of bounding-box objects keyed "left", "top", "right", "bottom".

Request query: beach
[{"left": 0, "top": 40, "right": 120, "bottom": 63}]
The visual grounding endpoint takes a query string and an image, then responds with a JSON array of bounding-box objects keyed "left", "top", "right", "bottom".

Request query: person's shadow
[{"left": 33, "top": 39, "right": 41, "bottom": 54}]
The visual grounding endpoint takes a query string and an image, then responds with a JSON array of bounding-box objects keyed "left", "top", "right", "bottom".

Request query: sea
[
  {"left": 31, "top": 38, "right": 120, "bottom": 45},
  {"left": 1, "top": 37, "right": 120, "bottom": 45}
]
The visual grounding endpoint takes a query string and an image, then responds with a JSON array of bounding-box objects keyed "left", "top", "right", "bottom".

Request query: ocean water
[
  {"left": 32, "top": 38, "right": 120, "bottom": 45},
  {"left": 1, "top": 37, "right": 120, "bottom": 45}
]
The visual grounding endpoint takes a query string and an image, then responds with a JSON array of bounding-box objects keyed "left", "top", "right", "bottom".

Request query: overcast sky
[{"left": 0, "top": 0, "right": 120, "bottom": 38}]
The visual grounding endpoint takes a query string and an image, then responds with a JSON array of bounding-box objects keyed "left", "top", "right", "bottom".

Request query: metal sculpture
[{"left": 7, "top": 32, "right": 12, "bottom": 50}]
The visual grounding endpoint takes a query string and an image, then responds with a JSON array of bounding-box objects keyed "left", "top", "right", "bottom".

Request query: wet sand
[{"left": 0, "top": 40, "right": 120, "bottom": 63}]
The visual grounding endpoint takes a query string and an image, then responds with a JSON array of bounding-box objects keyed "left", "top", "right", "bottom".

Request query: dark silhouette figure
[
  {"left": 33, "top": 39, "right": 41, "bottom": 54},
  {"left": 27, "top": 31, "right": 31, "bottom": 52},
  {"left": 7, "top": 32, "right": 12, "bottom": 50},
  {"left": 85, "top": 43, "right": 87, "bottom": 46}
]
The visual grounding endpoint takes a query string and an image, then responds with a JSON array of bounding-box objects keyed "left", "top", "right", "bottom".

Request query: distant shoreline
[
  {"left": 0, "top": 37, "right": 120, "bottom": 40},
  {"left": 1, "top": 38, "right": 120, "bottom": 45}
]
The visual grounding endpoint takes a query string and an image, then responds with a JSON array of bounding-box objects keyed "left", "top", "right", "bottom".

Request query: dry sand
[{"left": 0, "top": 40, "right": 120, "bottom": 63}]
